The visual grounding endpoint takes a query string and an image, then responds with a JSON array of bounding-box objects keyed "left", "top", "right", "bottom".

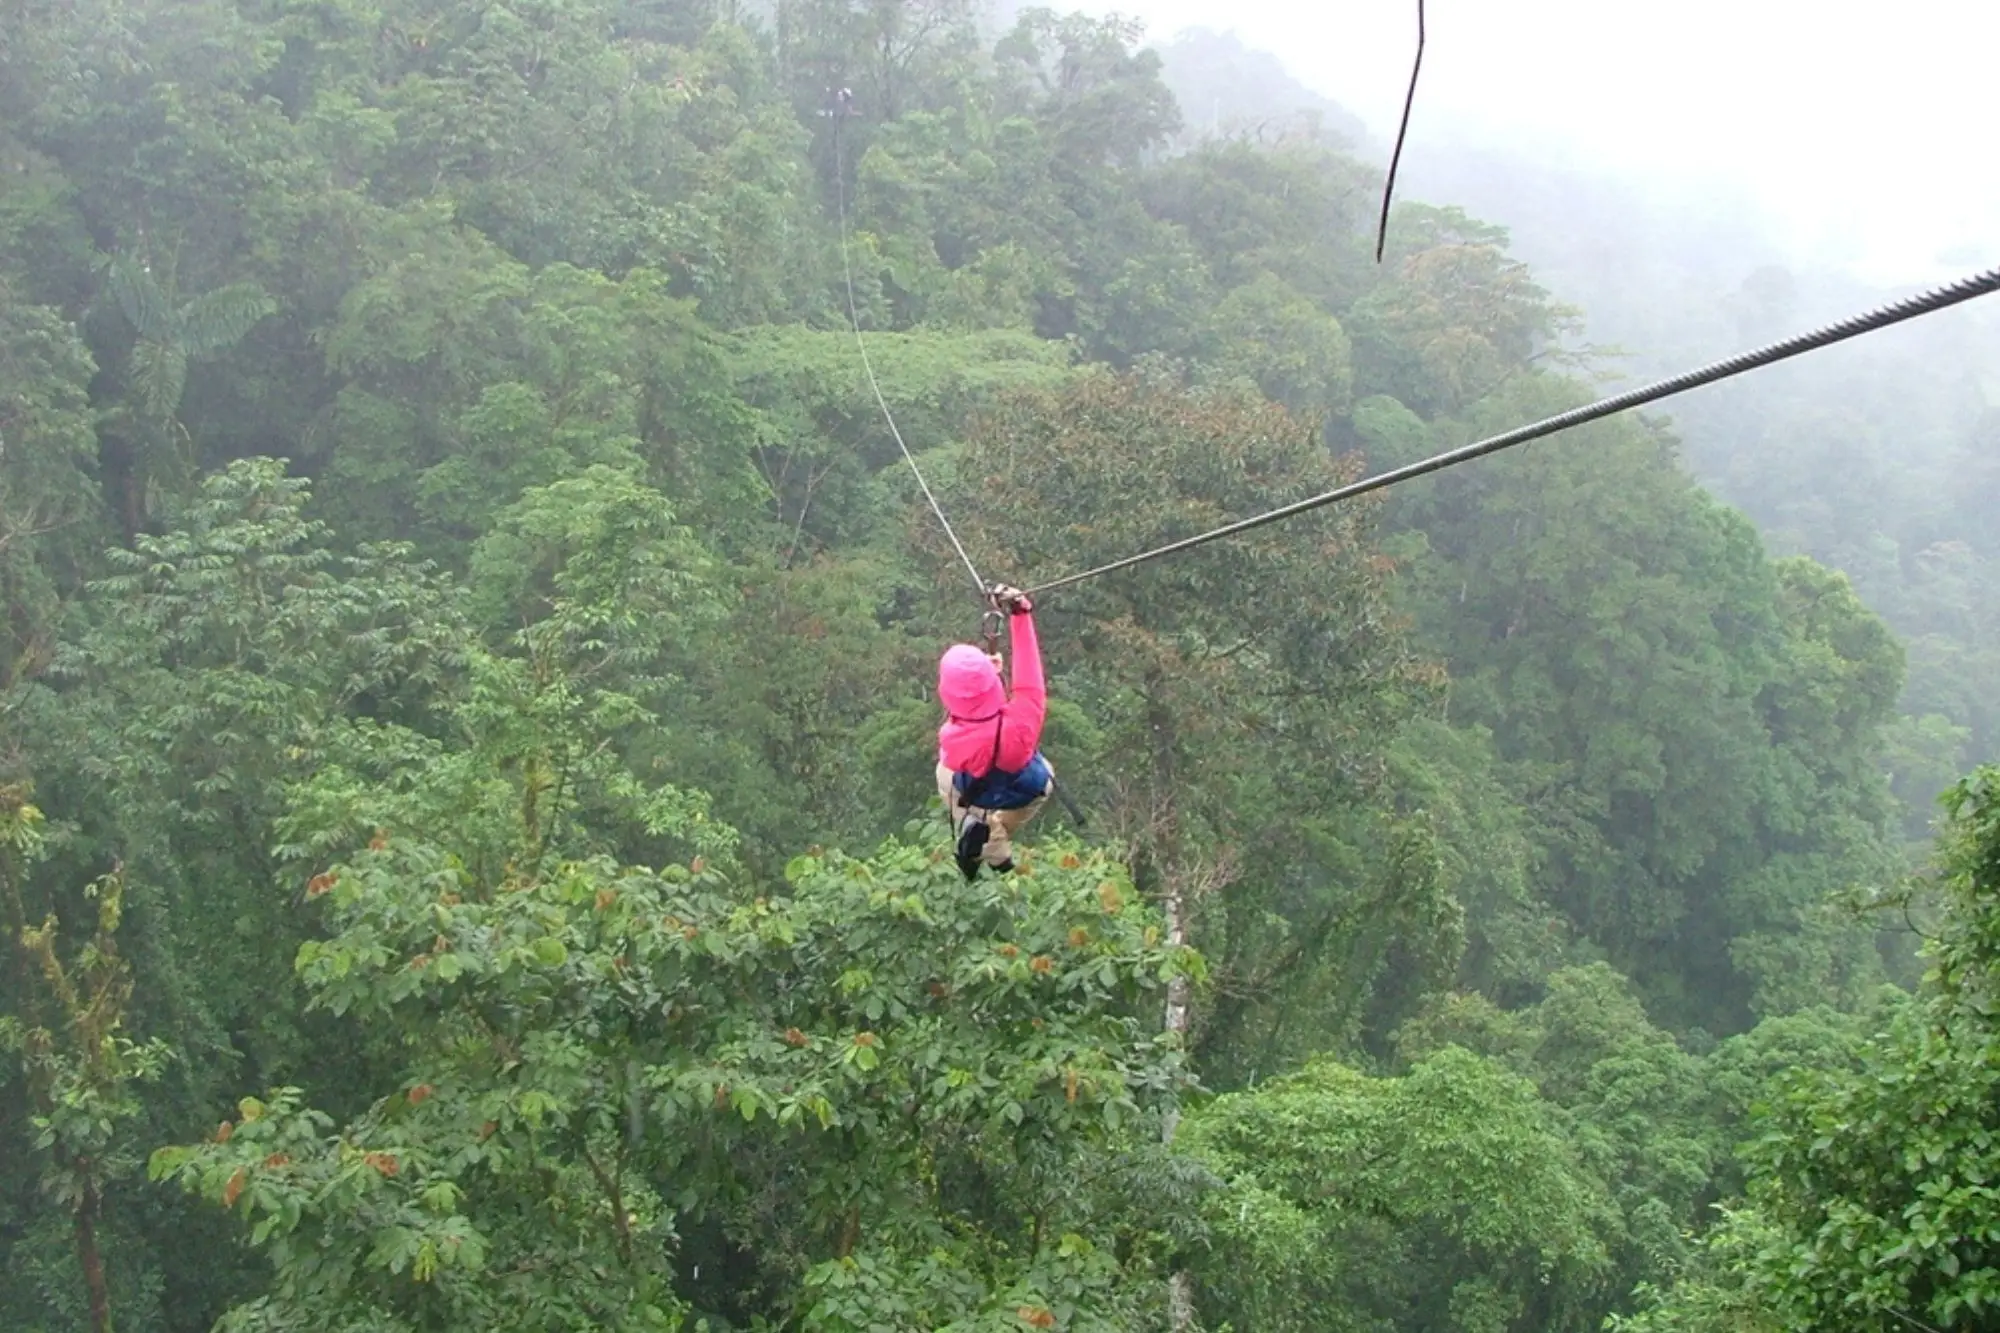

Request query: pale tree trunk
[
  {"left": 1161, "top": 870, "right": 1195, "bottom": 1332},
  {"left": 1160, "top": 877, "right": 1192, "bottom": 1142},
  {"left": 1167, "top": 1271, "right": 1196, "bottom": 1332},
  {"left": 1145, "top": 674, "right": 1199, "bottom": 1331}
]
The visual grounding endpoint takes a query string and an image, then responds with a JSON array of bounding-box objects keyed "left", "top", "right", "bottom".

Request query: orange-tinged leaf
[
  {"left": 263, "top": 1153, "right": 291, "bottom": 1169},
  {"left": 1064, "top": 1067, "right": 1079, "bottom": 1103},
  {"left": 1097, "top": 881, "right": 1123, "bottom": 914},
  {"left": 1068, "top": 927, "right": 1090, "bottom": 948},
  {"left": 215, "top": 1121, "right": 234, "bottom": 1143},
  {"left": 784, "top": 1028, "right": 808, "bottom": 1048},
  {"left": 1059, "top": 852, "right": 1082, "bottom": 869},
  {"left": 363, "top": 1152, "right": 399, "bottom": 1177},
  {"left": 222, "top": 1168, "right": 246, "bottom": 1208},
  {"left": 997, "top": 943, "right": 1020, "bottom": 959},
  {"left": 853, "top": 1031, "right": 878, "bottom": 1048},
  {"left": 690, "top": 856, "right": 706, "bottom": 874},
  {"left": 594, "top": 889, "right": 616, "bottom": 912},
  {"left": 305, "top": 872, "right": 336, "bottom": 898},
  {"left": 1030, "top": 955, "right": 1054, "bottom": 975},
  {"left": 369, "top": 829, "right": 390, "bottom": 852},
  {"left": 407, "top": 1084, "right": 432, "bottom": 1107}
]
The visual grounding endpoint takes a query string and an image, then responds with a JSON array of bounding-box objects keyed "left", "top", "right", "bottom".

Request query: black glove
[{"left": 989, "top": 584, "right": 1032, "bottom": 615}]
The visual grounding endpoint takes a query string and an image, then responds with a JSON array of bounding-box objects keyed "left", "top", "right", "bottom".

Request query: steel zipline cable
[
  {"left": 831, "top": 119, "right": 989, "bottom": 597},
  {"left": 1023, "top": 263, "right": 2000, "bottom": 599},
  {"left": 1374, "top": 0, "right": 1426, "bottom": 265}
]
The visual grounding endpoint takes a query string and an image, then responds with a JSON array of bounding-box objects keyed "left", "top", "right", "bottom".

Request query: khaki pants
[{"left": 937, "top": 762, "right": 1049, "bottom": 868}]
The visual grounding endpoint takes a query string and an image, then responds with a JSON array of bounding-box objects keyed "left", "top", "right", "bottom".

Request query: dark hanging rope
[
  {"left": 1375, "top": 0, "right": 1426, "bottom": 264},
  {"left": 1023, "top": 264, "right": 2000, "bottom": 598},
  {"left": 832, "top": 117, "right": 988, "bottom": 597}
]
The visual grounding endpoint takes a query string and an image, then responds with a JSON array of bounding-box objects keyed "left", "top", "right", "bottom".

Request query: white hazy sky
[{"left": 1060, "top": 0, "right": 1999, "bottom": 287}]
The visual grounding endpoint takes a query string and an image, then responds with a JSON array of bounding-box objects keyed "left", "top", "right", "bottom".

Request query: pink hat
[{"left": 938, "top": 644, "right": 1005, "bottom": 719}]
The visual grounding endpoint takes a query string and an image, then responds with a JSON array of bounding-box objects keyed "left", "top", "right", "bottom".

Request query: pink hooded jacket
[{"left": 936, "top": 608, "right": 1045, "bottom": 777}]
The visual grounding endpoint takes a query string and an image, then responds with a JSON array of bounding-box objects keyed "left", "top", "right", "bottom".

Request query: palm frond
[
  {"left": 107, "top": 255, "right": 170, "bottom": 338},
  {"left": 131, "top": 337, "right": 189, "bottom": 420},
  {"left": 179, "top": 283, "right": 275, "bottom": 356}
]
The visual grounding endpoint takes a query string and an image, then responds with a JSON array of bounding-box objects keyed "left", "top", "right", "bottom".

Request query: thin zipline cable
[
  {"left": 1374, "top": 0, "right": 1425, "bottom": 264},
  {"left": 1025, "top": 263, "right": 2000, "bottom": 598},
  {"left": 831, "top": 120, "right": 988, "bottom": 597}
]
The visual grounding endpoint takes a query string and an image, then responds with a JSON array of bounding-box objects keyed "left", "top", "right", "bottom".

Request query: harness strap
[{"left": 957, "top": 715, "right": 1006, "bottom": 811}]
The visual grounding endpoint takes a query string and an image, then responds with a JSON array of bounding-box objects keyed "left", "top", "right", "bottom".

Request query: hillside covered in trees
[{"left": 2, "top": 2, "right": 1993, "bottom": 1330}]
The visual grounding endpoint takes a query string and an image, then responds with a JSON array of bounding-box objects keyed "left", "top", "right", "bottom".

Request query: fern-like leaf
[
  {"left": 107, "top": 256, "right": 169, "bottom": 339},
  {"left": 179, "top": 283, "right": 275, "bottom": 356},
  {"left": 131, "top": 338, "right": 189, "bottom": 420}
]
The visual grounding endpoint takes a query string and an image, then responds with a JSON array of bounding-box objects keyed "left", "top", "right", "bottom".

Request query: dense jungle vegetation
[{"left": 2, "top": 2, "right": 1995, "bottom": 1329}]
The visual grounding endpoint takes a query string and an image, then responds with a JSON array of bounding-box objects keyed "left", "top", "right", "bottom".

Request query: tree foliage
[
  {"left": 0, "top": 1, "right": 1961, "bottom": 1329},
  {"left": 1619, "top": 768, "right": 2000, "bottom": 1331}
]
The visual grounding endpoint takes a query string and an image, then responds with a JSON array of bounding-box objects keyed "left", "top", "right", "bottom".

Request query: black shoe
[
  {"left": 956, "top": 821, "right": 990, "bottom": 881},
  {"left": 992, "top": 858, "right": 1015, "bottom": 875}
]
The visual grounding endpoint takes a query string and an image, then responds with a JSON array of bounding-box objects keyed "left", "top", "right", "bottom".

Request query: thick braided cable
[{"left": 1026, "top": 265, "right": 2000, "bottom": 597}]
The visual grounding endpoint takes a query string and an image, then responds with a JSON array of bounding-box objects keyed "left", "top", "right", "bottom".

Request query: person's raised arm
[{"left": 991, "top": 586, "right": 1045, "bottom": 763}]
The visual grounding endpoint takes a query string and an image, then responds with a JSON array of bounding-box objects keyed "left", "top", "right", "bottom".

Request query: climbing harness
[
  {"left": 1021, "top": 263, "right": 2000, "bottom": 597},
  {"left": 832, "top": 117, "right": 988, "bottom": 598},
  {"left": 953, "top": 715, "right": 1052, "bottom": 812}
]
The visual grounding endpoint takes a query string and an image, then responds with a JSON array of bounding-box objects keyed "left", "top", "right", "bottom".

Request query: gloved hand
[{"left": 989, "top": 584, "right": 1032, "bottom": 615}]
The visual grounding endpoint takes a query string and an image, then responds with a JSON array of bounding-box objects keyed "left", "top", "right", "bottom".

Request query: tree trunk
[
  {"left": 96, "top": 431, "right": 144, "bottom": 549},
  {"left": 75, "top": 1168, "right": 112, "bottom": 1333},
  {"left": 1168, "top": 1271, "right": 1195, "bottom": 1332},
  {"left": 1146, "top": 676, "right": 1196, "bottom": 1331},
  {"left": 1160, "top": 876, "right": 1191, "bottom": 1140},
  {"left": 1161, "top": 872, "right": 1194, "bottom": 1332}
]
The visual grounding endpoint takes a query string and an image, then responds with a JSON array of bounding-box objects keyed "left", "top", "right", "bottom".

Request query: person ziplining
[{"left": 935, "top": 585, "right": 1052, "bottom": 880}]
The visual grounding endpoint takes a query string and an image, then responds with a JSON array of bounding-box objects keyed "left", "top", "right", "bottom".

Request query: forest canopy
[{"left": 1, "top": 2, "right": 1993, "bottom": 1331}]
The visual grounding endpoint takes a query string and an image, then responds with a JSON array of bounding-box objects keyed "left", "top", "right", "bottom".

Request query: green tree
[
  {"left": 1196, "top": 271, "right": 1354, "bottom": 423},
  {"left": 0, "top": 297, "right": 102, "bottom": 703},
  {"left": 1385, "top": 371, "right": 1900, "bottom": 1029},
  {"left": 1349, "top": 206, "right": 1572, "bottom": 419},
  {"left": 148, "top": 570, "right": 1197, "bottom": 1328},
  {"left": 1184, "top": 1045, "right": 1614, "bottom": 1332},
  {"left": 2, "top": 793, "right": 173, "bottom": 1333},
  {"left": 931, "top": 372, "right": 1449, "bottom": 1075},
  {"left": 1616, "top": 766, "right": 2000, "bottom": 1331}
]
